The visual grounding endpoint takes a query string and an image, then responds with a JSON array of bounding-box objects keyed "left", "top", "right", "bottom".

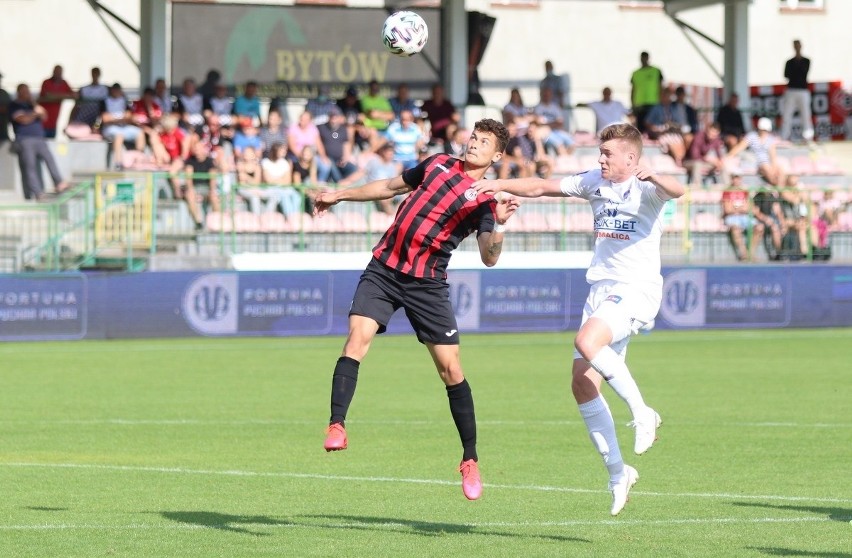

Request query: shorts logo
[
  {"left": 604, "top": 295, "right": 622, "bottom": 304},
  {"left": 445, "top": 329, "right": 458, "bottom": 336},
  {"left": 464, "top": 188, "right": 478, "bottom": 201}
]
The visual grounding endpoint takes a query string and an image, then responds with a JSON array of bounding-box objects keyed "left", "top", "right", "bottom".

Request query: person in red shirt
[
  {"left": 38, "top": 65, "right": 76, "bottom": 138},
  {"left": 151, "top": 115, "right": 189, "bottom": 199},
  {"left": 131, "top": 87, "right": 163, "bottom": 151},
  {"left": 721, "top": 174, "right": 764, "bottom": 261}
]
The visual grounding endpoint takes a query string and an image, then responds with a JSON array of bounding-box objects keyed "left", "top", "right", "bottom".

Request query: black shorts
[{"left": 350, "top": 258, "right": 459, "bottom": 345}]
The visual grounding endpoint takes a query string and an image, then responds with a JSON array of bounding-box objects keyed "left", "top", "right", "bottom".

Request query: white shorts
[{"left": 572, "top": 279, "right": 662, "bottom": 360}]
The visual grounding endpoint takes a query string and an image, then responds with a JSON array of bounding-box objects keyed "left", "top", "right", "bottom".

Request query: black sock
[
  {"left": 330, "top": 356, "right": 360, "bottom": 425},
  {"left": 446, "top": 379, "right": 477, "bottom": 462}
]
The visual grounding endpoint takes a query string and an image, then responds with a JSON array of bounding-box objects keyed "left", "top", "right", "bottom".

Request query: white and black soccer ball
[{"left": 381, "top": 11, "right": 428, "bottom": 57}]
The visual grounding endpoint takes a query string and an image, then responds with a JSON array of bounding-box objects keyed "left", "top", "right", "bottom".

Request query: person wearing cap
[
  {"left": 360, "top": 79, "right": 394, "bottom": 132},
  {"left": 0, "top": 72, "right": 11, "bottom": 144},
  {"left": 318, "top": 105, "right": 357, "bottom": 183},
  {"left": 725, "top": 116, "right": 785, "bottom": 187}
]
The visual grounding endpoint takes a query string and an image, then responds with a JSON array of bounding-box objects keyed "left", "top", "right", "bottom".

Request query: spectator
[
  {"left": 780, "top": 39, "right": 814, "bottom": 143},
  {"left": 236, "top": 145, "right": 263, "bottom": 189},
  {"left": 232, "top": 118, "right": 263, "bottom": 159},
  {"left": 502, "top": 87, "right": 532, "bottom": 127},
  {"left": 630, "top": 51, "right": 664, "bottom": 134},
  {"left": 721, "top": 174, "right": 764, "bottom": 261},
  {"left": 421, "top": 83, "right": 459, "bottom": 147},
  {"left": 336, "top": 86, "right": 363, "bottom": 125},
  {"left": 38, "top": 65, "right": 76, "bottom": 138},
  {"left": 360, "top": 79, "right": 394, "bottom": 133},
  {"left": 305, "top": 84, "right": 338, "bottom": 125},
  {"left": 725, "top": 117, "right": 786, "bottom": 187},
  {"left": 577, "top": 86, "right": 630, "bottom": 134},
  {"left": 533, "top": 86, "right": 574, "bottom": 156},
  {"left": 645, "top": 85, "right": 687, "bottom": 167},
  {"left": 66, "top": 67, "right": 109, "bottom": 138},
  {"left": 716, "top": 92, "right": 746, "bottom": 151},
  {"left": 812, "top": 190, "right": 845, "bottom": 254},
  {"left": 318, "top": 106, "right": 358, "bottom": 182},
  {"left": 389, "top": 82, "right": 420, "bottom": 120},
  {"left": 684, "top": 122, "right": 726, "bottom": 185},
  {"left": 198, "top": 69, "right": 222, "bottom": 101},
  {"left": 152, "top": 115, "right": 188, "bottom": 196},
  {"left": 0, "top": 72, "right": 12, "bottom": 144},
  {"left": 540, "top": 60, "right": 565, "bottom": 107},
  {"left": 500, "top": 119, "right": 552, "bottom": 179},
  {"left": 779, "top": 174, "right": 811, "bottom": 259},
  {"left": 259, "top": 109, "right": 287, "bottom": 159},
  {"left": 8, "top": 83, "right": 68, "bottom": 199},
  {"left": 672, "top": 86, "right": 698, "bottom": 147},
  {"left": 174, "top": 78, "right": 205, "bottom": 131},
  {"left": 233, "top": 80, "right": 261, "bottom": 122},
  {"left": 259, "top": 141, "right": 301, "bottom": 218},
  {"left": 131, "top": 87, "right": 164, "bottom": 151},
  {"left": 287, "top": 111, "right": 331, "bottom": 181},
  {"left": 338, "top": 141, "right": 403, "bottom": 215},
  {"left": 183, "top": 141, "right": 221, "bottom": 229},
  {"left": 383, "top": 108, "right": 425, "bottom": 171},
  {"left": 100, "top": 83, "right": 143, "bottom": 170},
  {"left": 291, "top": 145, "right": 320, "bottom": 213},
  {"left": 203, "top": 82, "right": 234, "bottom": 127},
  {"left": 154, "top": 78, "right": 173, "bottom": 114},
  {"left": 444, "top": 127, "right": 469, "bottom": 158},
  {"left": 752, "top": 180, "right": 787, "bottom": 260}
]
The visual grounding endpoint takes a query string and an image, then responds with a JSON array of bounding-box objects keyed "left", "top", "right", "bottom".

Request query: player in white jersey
[{"left": 473, "top": 123, "right": 685, "bottom": 515}]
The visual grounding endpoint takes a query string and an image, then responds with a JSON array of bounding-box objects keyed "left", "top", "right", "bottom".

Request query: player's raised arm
[
  {"left": 632, "top": 165, "right": 686, "bottom": 201},
  {"left": 314, "top": 175, "right": 413, "bottom": 215},
  {"left": 478, "top": 195, "right": 520, "bottom": 267},
  {"left": 472, "top": 176, "right": 566, "bottom": 199}
]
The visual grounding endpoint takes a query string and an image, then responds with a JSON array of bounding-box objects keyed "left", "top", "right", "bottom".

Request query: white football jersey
[{"left": 560, "top": 169, "right": 667, "bottom": 286}]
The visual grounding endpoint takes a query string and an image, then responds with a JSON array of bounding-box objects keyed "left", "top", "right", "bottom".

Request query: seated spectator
[
  {"left": 721, "top": 174, "right": 764, "bottom": 261},
  {"left": 500, "top": 119, "right": 552, "bottom": 179},
  {"left": 259, "top": 108, "right": 287, "bottom": 159},
  {"left": 292, "top": 145, "right": 320, "bottom": 213},
  {"left": 257, "top": 142, "right": 301, "bottom": 218},
  {"left": 131, "top": 87, "right": 164, "bottom": 151},
  {"left": 383, "top": 108, "right": 425, "bottom": 171},
  {"left": 421, "top": 83, "right": 459, "bottom": 147},
  {"left": 152, "top": 115, "right": 189, "bottom": 196},
  {"left": 236, "top": 146, "right": 264, "bottom": 212},
  {"left": 339, "top": 141, "right": 403, "bottom": 215},
  {"left": 812, "top": 190, "right": 846, "bottom": 254},
  {"left": 360, "top": 79, "right": 394, "bottom": 133},
  {"left": 174, "top": 78, "right": 205, "bottom": 131},
  {"left": 389, "top": 82, "right": 420, "bottom": 120},
  {"left": 644, "top": 85, "right": 687, "bottom": 166},
  {"left": 203, "top": 82, "right": 234, "bottom": 127},
  {"left": 502, "top": 87, "right": 532, "bottom": 127},
  {"left": 671, "top": 85, "right": 698, "bottom": 150},
  {"left": 233, "top": 80, "right": 261, "bottom": 122},
  {"left": 716, "top": 92, "right": 746, "bottom": 151},
  {"left": 100, "top": 83, "right": 143, "bottom": 169},
  {"left": 287, "top": 110, "right": 331, "bottom": 181},
  {"left": 66, "top": 66, "right": 108, "bottom": 139},
  {"left": 318, "top": 106, "right": 358, "bottom": 182},
  {"left": 752, "top": 181, "right": 788, "bottom": 260},
  {"left": 533, "top": 86, "right": 574, "bottom": 156},
  {"left": 336, "top": 86, "right": 363, "bottom": 125},
  {"left": 233, "top": 118, "right": 263, "bottom": 159},
  {"left": 154, "top": 78, "right": 173, "bottom": 114},
  {"left": 725, "top": 117, "right": 786, "bottom": 187},
  {"left": 779, "top": 174, "right": 812, "bottom": 259},
  {"left": 183, "top": 142, "right": 221, "bottom": 229},
  {"left": 577, "top": 87, "right": 630, "bottom": 134},
  {"left": 684, "top": 122, "right": 726, "bottom": 186},
  {"left": 444, "top": 127, "right": 468, "bottom": 158},
  {"left": 305, "top": 84, "right": 338, "bottom": 125}
]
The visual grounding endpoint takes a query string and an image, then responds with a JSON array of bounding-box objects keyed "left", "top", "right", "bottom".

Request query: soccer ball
[{"left": 381, "top": 11, "right": 428, "bottom": 57}]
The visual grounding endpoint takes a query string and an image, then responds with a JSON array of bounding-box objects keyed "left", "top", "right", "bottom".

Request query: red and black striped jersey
[{"left": 372, "top": 154, "right": 497, "bottom": 279}]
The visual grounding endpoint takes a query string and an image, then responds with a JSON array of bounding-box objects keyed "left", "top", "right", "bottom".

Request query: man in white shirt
[
  {"left": 473, "top": 123, "right": 685, "bottom": 516},
  {"left": 578, "top": 87, "right": 630, "bottom": 134}
]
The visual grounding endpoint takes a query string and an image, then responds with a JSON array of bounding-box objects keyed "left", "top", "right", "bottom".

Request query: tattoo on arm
[{"left": 487, "top": 239, "right": 503, "bottom": 258}]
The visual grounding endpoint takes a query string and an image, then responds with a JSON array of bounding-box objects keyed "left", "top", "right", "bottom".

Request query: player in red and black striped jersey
[{"left": 314, "top": 119, "right": 520, "bottom": 501}]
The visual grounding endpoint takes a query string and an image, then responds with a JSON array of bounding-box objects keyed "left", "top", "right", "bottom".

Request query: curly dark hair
[{"left": 473, "top": 118, "right": 510, "bottom": 153}]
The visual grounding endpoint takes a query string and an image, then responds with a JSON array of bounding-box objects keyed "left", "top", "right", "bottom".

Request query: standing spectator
[
  {"left": 259, "top": 109, "right": 287, "bottom": 159},
  {"left": 318, "top": 106, "right": 357, "bottom": 183},
  {"left": 305, "top": 85, "right": 338, "bottom": 125},
  {"left": 725, "top": 117, "right": 786, "bottom": 187},
  {"left": 360, "top": 79, "right": 394, "bottom": 133},
  {"left": 0, "top": 72, "right": 11, "bottom": 144},
  {"left": 721, "top": 174, "right": 764, "bottom": 261},
  {"left": 203, "top": 82, "right": 234, "bottom": 127},
  {"left": 389, "top": 82, "right": 420, "bottom": 120},
  {"left": 174, "top": 78, "right": 205, "bottom": 131},
  {"left": 683, "top": 122, "right": 726, "bottom": 185},
  {"left": 630, "top": 51, "right": 664, "bottom": 135},
  {"left": 420, "top": 83, "right": 459, "bottom": 147},
  {"left": 233, "top": 80, "right": 261, "bottom": 123},
  {"left": 781, "top": 39, "right": 814, "bottom": 143},
  {"left": 38, "top": 65, "right": 76, "bottom": 139},
  {"left": 540, "top": 60, "right": 565, "bottom": 107},
  {"left": 502, "top": 87, "right": 532, "bottom": 127},
  {"left": 533, "top": 87, "right": 574, "bottom": 156},
  {"left": 100, "top": 83, "right": 143, "bottom": 169},
  {"left": 578, "top": 87, "right": 630, "bottom": 134},
  {"left": 383, "top": 109, "right": 425, "bottom": 171},
  {"left": 9, "top": 84, "right": 68, "bottom": 199},
  {"left": 716, "top": 92, "right": 746, "bottom": 151},
  {"left": 154, "top": 78, "right": 173, "bottom": 115}
]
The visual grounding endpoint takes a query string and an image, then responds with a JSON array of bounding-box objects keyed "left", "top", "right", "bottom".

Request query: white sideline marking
[
  {"left": 3, "top": 462, "right": 850, "bottom": 504},
  {"left": 0, "top": 516, "right": 836, "bottom": 531}
]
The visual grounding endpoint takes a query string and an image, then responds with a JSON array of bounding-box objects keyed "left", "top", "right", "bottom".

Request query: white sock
[
  {"left": 578, "top": 395, "right": 624, "bottom": 478},
  {"left": 590, "top": 345, "right": 646, "bottom": 420}
]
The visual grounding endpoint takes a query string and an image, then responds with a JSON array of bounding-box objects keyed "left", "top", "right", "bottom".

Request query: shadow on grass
[
  {"left": 748, "top": 548, "right": 852, "bottom": 558},
  {"left": 298, "top": 514, "right": 592, "bottom": 543},
  {"left": 24, "top": 506, "right": 69, "bottom": 512},
  {"left": 159, "top": 511, "right": 294, "bottom": 536},
  {"left": 732, "top": 502, "right": 852, "bottom": 522}
]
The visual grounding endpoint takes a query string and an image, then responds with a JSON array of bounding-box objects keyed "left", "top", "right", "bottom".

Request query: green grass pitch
[{"left": 0, "top": 329, "right": 849, "bottom": 557}]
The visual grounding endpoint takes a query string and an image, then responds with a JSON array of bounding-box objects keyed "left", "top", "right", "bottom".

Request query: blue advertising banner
[{"left": 0, "top": 265, "right": 850, "bottom": 341}]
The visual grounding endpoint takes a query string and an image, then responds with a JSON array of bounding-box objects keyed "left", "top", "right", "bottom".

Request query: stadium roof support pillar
[
  {"left": 140, "top": 0, "right": 169, "bottom": 88},
  {"left": 723, "top": 0, "right": 750, "bottom": 122},
  {"left": 442, "top": 0, "right": 468, "bottom": 109}
]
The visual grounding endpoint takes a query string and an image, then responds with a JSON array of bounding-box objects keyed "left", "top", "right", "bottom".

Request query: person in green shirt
[
  {"left": 630, "top": 51, "right": 664, "bottom": 135},
  {"left": 359, "top": 79, "right": 395, "bottom": 132}
]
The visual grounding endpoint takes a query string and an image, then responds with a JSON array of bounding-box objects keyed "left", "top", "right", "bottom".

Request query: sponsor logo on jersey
[{"left": 464, "top": 188, "right": 478, "bottom": 201}]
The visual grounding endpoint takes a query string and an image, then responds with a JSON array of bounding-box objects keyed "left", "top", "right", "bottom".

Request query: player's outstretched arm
[
  {"left": 478, "top": 195, "right": 521, "bottom": 267},
  {"left": 314, "top": 175, "right": 412, "bottom": 215},
  {"left": 633, "top": 165, "right": 686, "bottom": 200},
  {"left": 472, "top": 177, "right": 565, "bottom": 199}
]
